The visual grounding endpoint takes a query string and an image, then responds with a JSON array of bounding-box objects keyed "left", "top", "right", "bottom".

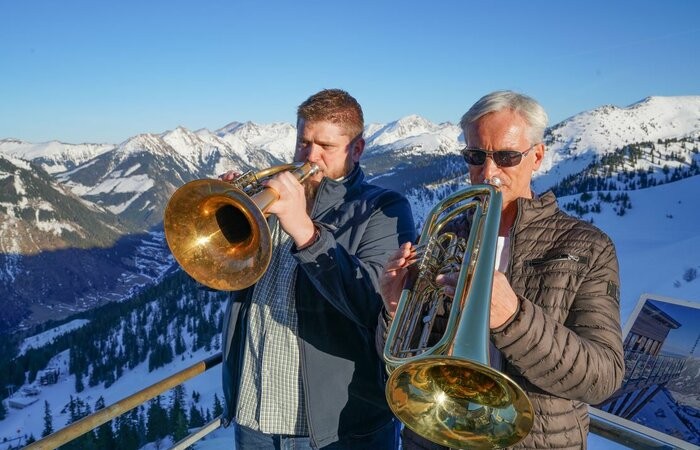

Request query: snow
[
  {"left": 0, "top": 140, "right": 115, "bottom": 174},
  {"left": 19, "top": 320, "right": 90, "bottom": 356},
  {"left": 1, "top": 95, "right": 700, "bottom": 448},
  {"left": 364, "top": 115, "right": 463, "bottom": 157},
  {"left": 1, "top": 342, "right": 223, "bottom": 448},
  {"left": 4, "top": 171, "right": 698, "bottom": 448}
]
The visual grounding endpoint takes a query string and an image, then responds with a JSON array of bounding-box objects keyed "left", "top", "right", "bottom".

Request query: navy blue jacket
[{"left": 221, "top": 165, "right": 415, "bottom": 448}]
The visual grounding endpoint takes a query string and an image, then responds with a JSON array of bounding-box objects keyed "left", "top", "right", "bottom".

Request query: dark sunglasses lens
[
  {"left": 493, "top": 151, "right": 522, "bottom": 167},
  {"left": 463, "top": 149, "right": 486, "bottom": 165}
]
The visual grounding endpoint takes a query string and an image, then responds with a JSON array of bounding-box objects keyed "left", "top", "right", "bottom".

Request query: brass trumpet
[
  {"left": 163, "top": 162, "right": 319, "bottom": 291},
  {"left": 383, "top": 183, "right": 533, "bottom": 449}
]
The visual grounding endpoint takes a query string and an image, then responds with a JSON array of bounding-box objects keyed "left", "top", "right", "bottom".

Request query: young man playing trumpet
[{"left": 220, "top": 89, "right": 415, "bottom": 449}]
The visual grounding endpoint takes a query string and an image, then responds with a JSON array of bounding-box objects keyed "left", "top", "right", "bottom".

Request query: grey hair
[{"left": 459, "top": 90, "right": 548, "bottom": 144}]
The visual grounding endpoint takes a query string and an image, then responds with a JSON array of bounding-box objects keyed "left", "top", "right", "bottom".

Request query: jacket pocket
[{"left": 526, "top": 253, "right": 588, "bottom": 267}]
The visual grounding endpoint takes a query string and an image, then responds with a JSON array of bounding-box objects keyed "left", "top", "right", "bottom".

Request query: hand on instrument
[
  {"left": 436, "top": 270, "right": 519, "bottom": 329},
  {"left": 264, "top": 171, "right": 316, "bottom": 248},
  {"left": 490, "top": 271, "right": 519, "bottom": 329},
  {"left": 435, "top": 271, "right": 459, "bottom": 297},
  {"left": 218, "top": 170, "right": 241, "bottom": 182},
  {"left": 380, "top": 242, "right": 415, "bottom": 317}
]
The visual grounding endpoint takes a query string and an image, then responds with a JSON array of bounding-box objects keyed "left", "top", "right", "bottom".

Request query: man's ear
[
  {"left": 352, "top": 137, "right": 365, "bottom": 163},
  {"left": 532, "top": 143, "right": 545, "bottom": 170}
]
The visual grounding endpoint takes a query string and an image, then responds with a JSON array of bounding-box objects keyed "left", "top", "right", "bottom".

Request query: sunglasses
[{"left": 461, "top": 144, "right": 538, "bottom": 168}]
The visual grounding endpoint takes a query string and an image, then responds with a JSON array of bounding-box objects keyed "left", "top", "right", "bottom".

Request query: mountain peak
[
  {"left": 215, "top": 121, "right": 245, "bottom": 136},
  {"left": 365, "top": 114, "right": 460, "bottom": 149}
]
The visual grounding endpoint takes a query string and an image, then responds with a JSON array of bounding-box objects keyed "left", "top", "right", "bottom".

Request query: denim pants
[{"left": 234, "top": 420, "right": 400, "bottom": 450}]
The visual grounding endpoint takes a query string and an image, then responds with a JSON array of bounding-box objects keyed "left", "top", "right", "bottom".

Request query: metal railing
[
  {"left": 589, "top": 408, "right": 699, "bottom": 450},
  {"left": 170, "top": 416, "right": 222, "bottom": 450},
  {"left": 20, "top": 350, "right": 699, "bottom": 450},
  {"left": 24, "top": 352, "right": 222, "bottom": 450}
]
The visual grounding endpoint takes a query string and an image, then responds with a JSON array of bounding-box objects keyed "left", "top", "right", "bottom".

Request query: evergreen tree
[
  {"left": 0, "top": 396, "right": 7, "bottom": 420},
  {"left": 115, "top": 415, "right": 140, "bottom": 450},
  {"left": 130, "top": 407, "right": 147, "bottom": 448},
  {"left": 75, "top": 371, "right": 84, "bottom": 393},
  {"left": 188, "top": 404, "right": 205, "bottom": 428},
  {"left": 42, "top": 400, "right": 54, "bottom": 437},
  {"left": 174, "top": 327, "right": 186, "bottom": 355},
  {"left": 94, "top": 397, "right": 116, "bottom": 450},
  {"left": 172, "top": 409, "right": 189, "bottom": 443},
  {"left": 213, "top": 393, "right": 224, "bottom": 418},
  {"left": 146, "top": 396, "right": 169, "bottom": 443},
  {"left": 61, "top": 397, "right": 97, "bottom": 450},
  {"left": 68, "top": 395, "right": 77, "bottom": 423},
  {"left": 169, "top": 385, "right": 189, "bottom": 442}
]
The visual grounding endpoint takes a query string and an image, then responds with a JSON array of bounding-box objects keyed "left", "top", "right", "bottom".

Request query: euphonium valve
[
  {"left": 163, "top": 162, "right": 319, "bottom": 291},
  {"left": 383, "top": 184, "right": 533, "bottom": 449}
]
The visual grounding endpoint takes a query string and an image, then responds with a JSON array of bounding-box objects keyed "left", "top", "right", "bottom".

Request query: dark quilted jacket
[{"left": 378, "top": 191, "right": 624, "bottom": 449}]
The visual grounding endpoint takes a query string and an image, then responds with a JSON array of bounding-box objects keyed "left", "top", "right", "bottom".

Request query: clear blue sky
[{"left": 1, "top": 0, "right": 699, "bottom": 144}]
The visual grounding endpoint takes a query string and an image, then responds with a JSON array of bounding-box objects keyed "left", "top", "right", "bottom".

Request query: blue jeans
[{"left": 234, "top": 420, "right": 400, "bottom": 450}]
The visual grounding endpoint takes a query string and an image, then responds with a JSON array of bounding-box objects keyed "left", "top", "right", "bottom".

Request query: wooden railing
[{"left": 24, "top": 353, "right": 222, "bottom": 450}]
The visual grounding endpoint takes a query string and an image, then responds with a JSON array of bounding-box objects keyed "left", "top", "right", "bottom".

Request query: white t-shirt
[{"left": 495, "top": 236, "right": 510, "bottom": 273}]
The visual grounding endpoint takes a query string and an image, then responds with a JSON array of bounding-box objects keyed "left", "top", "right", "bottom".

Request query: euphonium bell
[
  {"left": 163, "top": 162, "right": 319, "bottom": 291},
  {"left": 383, "top": 183, "right": 533, "bottom": 449}
]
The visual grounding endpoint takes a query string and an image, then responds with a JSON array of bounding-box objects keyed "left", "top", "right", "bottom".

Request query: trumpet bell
[
  {"left": 387, "top": 356, "right": 533, "bottom": 449},
  {"left": 164, "top": 178, "right": 272, "bottom": 291}
]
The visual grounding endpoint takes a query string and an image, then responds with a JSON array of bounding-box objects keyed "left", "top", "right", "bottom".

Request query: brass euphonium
[
  {"left": 163, "top": 162, "right": 319, "bottom": 291},
  {"left": 383, "top": 181, "right": 533, "bottom": 449}
]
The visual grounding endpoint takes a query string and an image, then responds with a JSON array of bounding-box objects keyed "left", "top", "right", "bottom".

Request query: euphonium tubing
[
  {"left": 383, "top": 184, "right": 533, "bottom": 449},
  {"left": 163, "top": 162, "right": 319, "bottom": 291}
]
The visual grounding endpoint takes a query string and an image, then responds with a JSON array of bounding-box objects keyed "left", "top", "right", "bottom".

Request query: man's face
[
  {"left": 465, "top": 109, "right": 544, "bottom": 210},
  {"left": 294, "top": 119, "right": 364, "bottom": 186}
]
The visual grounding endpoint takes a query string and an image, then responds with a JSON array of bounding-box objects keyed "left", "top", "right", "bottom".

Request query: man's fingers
[{"left": 219, "top": 170, "right": 240, "bottom": 181}]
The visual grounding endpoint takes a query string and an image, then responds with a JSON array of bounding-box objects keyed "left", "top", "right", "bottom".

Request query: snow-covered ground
[
  {"left": 18, "top": 320, "right": 89, "bottom": 356},
  {"left": 2, "top": 130, "right": 700, "bottom": 448}
]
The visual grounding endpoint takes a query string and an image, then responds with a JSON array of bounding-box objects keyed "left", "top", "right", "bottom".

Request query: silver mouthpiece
[{"left": 484, "top": 177, "right": 502, "bottom": 188}]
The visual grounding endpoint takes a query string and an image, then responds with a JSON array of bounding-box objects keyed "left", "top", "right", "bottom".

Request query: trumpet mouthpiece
[{"left": 485, "top": 177, "right": 502, "bottom": 188}]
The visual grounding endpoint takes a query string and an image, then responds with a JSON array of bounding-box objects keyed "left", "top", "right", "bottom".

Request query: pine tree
[
  {"left": 172, "top": 409, "right": 189, "bottom": 443},
  {"left": 146, "top": 396, "right": 169, "bottom": 443},
  {"left": 212, "top": 393, "right": 224, "bottom": 418},
  {"left": 42, "top": 400, "right": 54, "bottom": 437},
  {"left": 169, "top": 385, "right": 189, "bottom": 442},
  {"left": 115, "top": 415, "right": 140, "bottom": 450},
  {"left": 130, "top": 407, "right": 147, "bottom": 448},
  {"left": 75, "top": 371, "right": 84, "bottom": 392},
  {"left": 0, "top": 396, "right": 7, "bottom": 420},
  {"left": 174, "top": 327, "right": 186, "bottom": 355},
  {"left": 188, "top": 404, "right": 205, "bottom": 428},
  {"left": 94, "top": 396, "right": 116, "bottom": 450}
]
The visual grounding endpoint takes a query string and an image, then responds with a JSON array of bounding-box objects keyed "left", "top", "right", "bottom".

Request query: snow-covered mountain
[
  {"left": 1, "top": 95, "right": 700, "bottom": 449},
  {"left": 0, "top": 139, "right": 115, "bottom": 174},
  {"left": 535, "top": 96, "right": 700, "bottom": 191},
  {"left": 3, "top": 171, "right": 700, "bottom": 450},
  {"left": 6, "top": 95, "right": 698, "bottom": 234},
  {"left": 365, "top": 114, "right": 462, "bottom": 154},
  {"left": 0, "top": 96, "right": 698, "bottom": 330}
]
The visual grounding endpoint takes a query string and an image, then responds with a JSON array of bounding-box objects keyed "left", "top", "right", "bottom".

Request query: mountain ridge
[{"left": 0, "top": 95, "right": 698, "bottom": 332}]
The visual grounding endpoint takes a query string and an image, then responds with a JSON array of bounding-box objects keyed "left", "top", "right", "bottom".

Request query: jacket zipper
[
  {"left": 506, "top": 199, "right": 523, "bottom": 282},
  {"left": 526, "top": 254, "right": 588, "bottom": 267},
  {"left": 223, "top": 290, "right": 253, "bottom": 427},
  {"left": 297, "top": 301, "right": 318, "bottom": 448}
]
